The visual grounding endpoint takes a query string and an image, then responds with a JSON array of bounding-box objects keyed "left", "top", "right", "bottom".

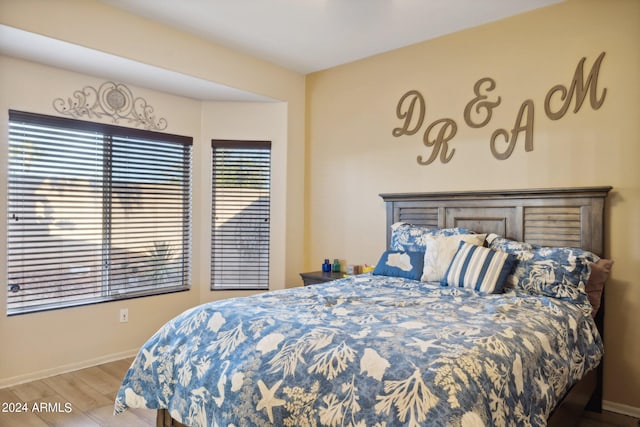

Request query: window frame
[
  {"left": 211, "top": 139, "right": 271, "bottom": 291},
  {"left": 6, "top": 110, "right": 193, "bottom": 315}
]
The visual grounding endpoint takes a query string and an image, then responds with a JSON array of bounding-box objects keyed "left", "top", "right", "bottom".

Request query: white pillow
[{"left": 421, "top": 233, "right": 487, "bottom": 282}]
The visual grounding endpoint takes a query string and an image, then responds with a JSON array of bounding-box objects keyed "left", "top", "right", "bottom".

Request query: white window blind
[
  {"left": 7, "top": 110, "right": 192, "bottom": 315},
  {"left": 211, "top": 140, "right": 271, "bottom": 290}
]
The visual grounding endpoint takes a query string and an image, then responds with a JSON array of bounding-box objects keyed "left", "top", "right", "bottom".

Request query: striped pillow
[{"left": 441, "top": 241, "right": 516, "bottom": 293}]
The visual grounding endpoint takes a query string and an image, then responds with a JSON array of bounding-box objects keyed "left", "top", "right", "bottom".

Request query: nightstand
[{"left": 299, "top": 271, "right": 344, "bottom": 286}]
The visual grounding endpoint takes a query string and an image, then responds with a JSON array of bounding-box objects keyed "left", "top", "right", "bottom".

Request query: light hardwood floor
[
  {"left": 0, "top": 358, "right": 154, "bottom": 426},
  {"left": 0, "top": 358, "right": 637, "bottom": 426}
]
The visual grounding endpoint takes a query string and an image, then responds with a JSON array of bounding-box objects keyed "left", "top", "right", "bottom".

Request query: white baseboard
[
  {"left": 603, "top": 400, "right": 640, "bottom": 418},
  {"left": 0, "top": 349, "right": 138, "bottom": 389}
]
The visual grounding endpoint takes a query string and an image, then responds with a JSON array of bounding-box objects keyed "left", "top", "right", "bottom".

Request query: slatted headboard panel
[{"left": 381, "top": 187, "right": 611, "bottom": 256}]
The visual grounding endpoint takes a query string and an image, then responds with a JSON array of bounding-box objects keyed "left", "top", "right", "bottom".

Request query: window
[
  {"left": 211, "top": 140, "right": 271, "bottom": 290},
  {"left": 7, "top": 110, "right": 192, "bottom": 315}
]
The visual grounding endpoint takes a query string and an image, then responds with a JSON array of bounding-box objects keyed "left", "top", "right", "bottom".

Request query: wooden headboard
[
  {"left": 380, "top": 186, "right": 612, "bottom": 417},
  {"left": 380, "top": 186, "right": 611, "bottom": 256}
]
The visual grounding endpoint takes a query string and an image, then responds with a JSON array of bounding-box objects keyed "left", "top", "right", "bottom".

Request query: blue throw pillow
[
  {"left": 373, "top": 250, "right": 425, "bottom": 280},
  {"left": 441, "top": 241, "right": 516, "bottom": 294}
]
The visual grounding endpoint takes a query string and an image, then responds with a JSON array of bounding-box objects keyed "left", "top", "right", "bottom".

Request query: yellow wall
[
  {"left": 0, "top": 0, "right": 305, "bottom": 386},
  {"left": 306, "top": 0, "right": 639, "bottom": 411}
]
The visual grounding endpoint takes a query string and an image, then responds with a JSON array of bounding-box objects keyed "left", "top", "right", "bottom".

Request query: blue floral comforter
[{"left": 114, "top": 274, "right": 603, "bottom": 426}]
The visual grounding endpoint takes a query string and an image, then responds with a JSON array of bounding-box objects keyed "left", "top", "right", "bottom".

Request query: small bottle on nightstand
[
  {"left": 322, "top": 259, "right": 331, "bottom": 272},
  {"left": 332, "top": 259, "right": 341, "bottom": 273}
]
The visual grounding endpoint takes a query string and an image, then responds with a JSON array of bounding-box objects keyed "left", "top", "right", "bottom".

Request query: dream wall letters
[{"left": 392, "top": 52, "right": 607, "bottom": 165}]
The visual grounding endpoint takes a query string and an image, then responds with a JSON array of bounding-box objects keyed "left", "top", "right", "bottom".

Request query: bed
[{"left": 114, "top": 186, "right": 612, "bottom": 426}]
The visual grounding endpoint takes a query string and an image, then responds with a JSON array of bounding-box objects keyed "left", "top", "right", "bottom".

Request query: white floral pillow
[
  {"left": 421, "top": 234, "right": 487, "bottom": 282},
  {"left": 487, "top": 233, "right": 600, "bottom": 316}
]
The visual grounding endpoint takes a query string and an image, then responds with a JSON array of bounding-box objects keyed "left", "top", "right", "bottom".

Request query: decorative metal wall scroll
[
  {"left": 53, "top": 81, "right": 168, "bottom": 131},
  {"left": 392, "top": 52, "right": 607, "bottom": 165}
]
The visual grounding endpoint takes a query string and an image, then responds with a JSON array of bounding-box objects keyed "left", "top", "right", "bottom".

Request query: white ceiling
[
  {"left": 98, "top": 0, "right": 562, "bottom": 74},
  {"left": 1, "top": 0, "right": 562, "bottom": 101}
]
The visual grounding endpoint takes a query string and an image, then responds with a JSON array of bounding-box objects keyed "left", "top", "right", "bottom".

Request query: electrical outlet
[{"left": 119, "top": 308, "right": 129, "bottom": 323}]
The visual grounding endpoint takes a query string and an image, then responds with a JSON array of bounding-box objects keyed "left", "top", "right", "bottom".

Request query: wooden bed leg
[
  {"left": 156, "top": 409, "right": 171, "bottom": 427},
  {"left": 586, "top": 289, "right": 605, "bottom": 413},
  {"left": 586, "top": 361, "right": 604, "bottom": 412},
  {"left": 157, "top": 409, "right": 189, "bottom": 427}
]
